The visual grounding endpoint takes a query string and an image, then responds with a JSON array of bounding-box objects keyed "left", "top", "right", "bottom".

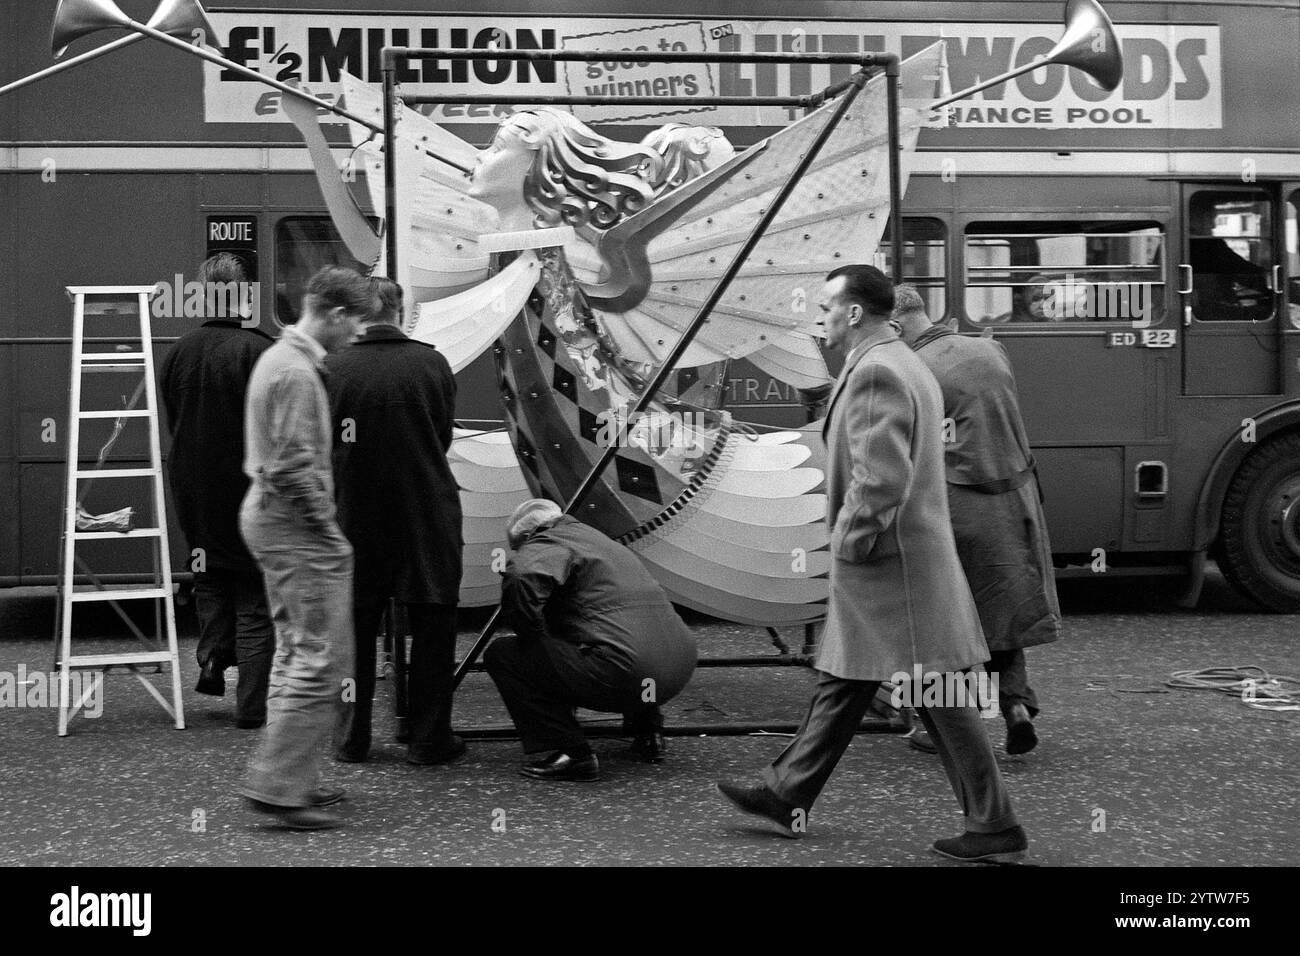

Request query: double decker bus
[{"left": 3, "top": 0, "right": 1299, "bottom": 612}]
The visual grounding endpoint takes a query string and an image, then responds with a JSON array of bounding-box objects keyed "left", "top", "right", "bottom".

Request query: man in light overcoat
[{"left": 717, "top": 264, "right": 1027, "bottom": 863}]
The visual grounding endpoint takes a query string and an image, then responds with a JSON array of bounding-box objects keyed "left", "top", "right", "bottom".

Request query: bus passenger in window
[
  {"left": 1016, "top": 275, "right": 1084, "bottom": 323},
  {"left": 1013, "top": 282, "right": 1052, "bottom": 323},
  {"left": 1187, "top": 204, "right": 1269, "bottom": 320},
  {"left": 159, "top": 253, "right": 275, "bottom": 729},
  {"left": 327, "top": 278, "right": 466, "bottom": 768},
  {"left": 894, "top": 285, "right": 1061, "bottom": 757}
]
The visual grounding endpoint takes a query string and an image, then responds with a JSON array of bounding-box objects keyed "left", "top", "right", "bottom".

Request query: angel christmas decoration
[{"left": 288, "top": 45, "right": 943, "bottom": 625}]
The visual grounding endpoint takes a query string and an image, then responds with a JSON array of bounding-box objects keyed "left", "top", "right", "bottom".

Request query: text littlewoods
[{"left": 212, "top": 22, "right": 1213, "bottom": 103}]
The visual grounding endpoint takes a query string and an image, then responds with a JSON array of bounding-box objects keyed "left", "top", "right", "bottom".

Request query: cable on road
[
  {"left": 1084, "top": 675, "right": 1169, "bottom": 698},
  {"left": 1165, "top": 666, "right": 1300, "bottom": 713}
]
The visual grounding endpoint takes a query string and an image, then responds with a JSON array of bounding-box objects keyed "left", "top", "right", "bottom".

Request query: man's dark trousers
[
  {"left": 335, "top": 597, "right": 457, "bottom": 760},
  {"left": 761, "top": 672, "right": 1019, "bottom": 834},
  {"left": 484, "top": 633, "right": 661, "bottom": 754},
  {"left": 988, "top": 648, "right": 1039, "bottom": 718},
  {"left": 193, "top": 569, "right": 274, "bottom": 724}
]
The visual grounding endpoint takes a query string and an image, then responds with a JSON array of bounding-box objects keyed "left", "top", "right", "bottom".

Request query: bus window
[
  {"left": 1288, "top": 191, "right": 1299, "bottom": 328},
  {"left": 1187, "top": 191, "right": 1272, "bottom": 322},
  {"left": 880, "top": 218, "right": 947, "bottom": 319},
  {"left": 964, "top": 221, "right": 1165, "bottom": 326},
  {"left": 274, "top": 216, "right": 368, "bottom": 325}
]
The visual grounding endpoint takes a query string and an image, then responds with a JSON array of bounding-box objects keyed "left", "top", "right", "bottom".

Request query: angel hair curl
[
  {"left": 506, "top": 108, "right": 663, "bottom": 230},
  {"left": 639, "top": 123, "right": 732, "bottom": 191}
]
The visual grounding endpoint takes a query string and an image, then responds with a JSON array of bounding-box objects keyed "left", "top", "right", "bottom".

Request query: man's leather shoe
[
  {"left": 626, "top": 731, "right": 666, "bottom": 764},
  {"left": 406, "top": 735, "right": 467, "bottom": 766},
  {"left": 1004, "top": 704, "right": 1038, "bottom": 755},
  {"left": 334, "top": 747, "right": 368, "bottom": 763},
  {"left": 195, "top": 660, "right": 225, "bottom": 697},
  {"left": 906, "top": 729, "right": 938, "bottom": 754},
  {"left": 245, "top": 798, "right": 341, "bottom": 831},
  {"left": 520, "top": 751, "right": 600, "bottom": 781},
  {"left": 716, "top": 781, "right": 804, "bottom": 838},
  {"left": 235, "top": 716, "right": 265, "bottom": 730},
  {"left": 931, "top": 825, "right": 1028, "bottom": 864},
  {"left": 307, "top": 787, "right": 345, "bottom": 808}
]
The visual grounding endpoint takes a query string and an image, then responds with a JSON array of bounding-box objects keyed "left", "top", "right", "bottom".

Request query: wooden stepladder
[{"left": 55, "top": 286, "right": 184, "bottom": 735}]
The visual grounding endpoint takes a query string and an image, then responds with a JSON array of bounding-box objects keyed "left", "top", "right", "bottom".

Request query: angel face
[{"left": 468, "top": 121, "right": 535, "bottom": 213}]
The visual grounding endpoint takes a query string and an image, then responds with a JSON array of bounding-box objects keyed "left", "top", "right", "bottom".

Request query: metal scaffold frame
[{"left": 376, "top": 44, "right": 907, "bottom": 738}]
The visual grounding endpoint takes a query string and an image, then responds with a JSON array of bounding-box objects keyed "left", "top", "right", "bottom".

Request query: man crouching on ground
[{"left": 486, "top": 499, "right": 698, "bottom": 781}]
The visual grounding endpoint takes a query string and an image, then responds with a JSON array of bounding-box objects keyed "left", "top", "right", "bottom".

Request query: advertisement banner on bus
[{"left": 201, "top": 13, "right": 1222, "bottom": 130}]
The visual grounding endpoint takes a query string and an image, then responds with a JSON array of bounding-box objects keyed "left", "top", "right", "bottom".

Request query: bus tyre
[{"left": 1217, "top": 432, "right": 1300, "bottom": 612}]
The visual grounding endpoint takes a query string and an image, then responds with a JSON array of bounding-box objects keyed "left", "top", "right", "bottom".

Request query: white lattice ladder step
[{"left": 55, "top": 286, "right": 185, "bottom": 736}]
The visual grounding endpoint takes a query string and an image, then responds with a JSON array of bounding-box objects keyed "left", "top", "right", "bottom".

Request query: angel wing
[
  {"left": 290, "top": 47, "right": 939, "bottom": 392},
  {"left": 285, "top": 50, "right": 945, "bottom": 628},
  {"left": 450, "top": 423, "right": 831, "bottom": 624},
  {"left": 338, "top": 74, "right": 501, "bottom": 314},
  {"left": 618, "top": 426, "right": 831, "bottom": 625},
  {"left": 577, "top": 43, "right": 944, "bottom": 383},
  {"left": 406, "top": 250, "right": 539, "bottom": 372},
  {"left": 448, "top": 427, "right": 529, "bottom": 608},
  {"left": 281, "top": 71, "right": 498, "bottom": 328},
  {"left": 280, "top": 82, "right": 382, "bottom": 268}
]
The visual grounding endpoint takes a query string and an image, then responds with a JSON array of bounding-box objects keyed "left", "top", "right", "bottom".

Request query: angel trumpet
[
  {"left": 931, "top": 0, "right": 1123, "bottom": 108},
  {"left": 47, "top": 0, "right": 387, "bottom": 133},
  {"left": 1, "top": 0, "right": 197, "bottom": 99},
  {"left": 45, "top": 0, "right": 471, "bottom": 173},
  {"left": 49, "top": 0, "right": 214, "bottom": 58}
]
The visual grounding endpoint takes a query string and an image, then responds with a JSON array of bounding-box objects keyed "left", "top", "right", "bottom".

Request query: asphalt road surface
[{"left": 1, "top": 567, "right": 1296, "bottom": 866}]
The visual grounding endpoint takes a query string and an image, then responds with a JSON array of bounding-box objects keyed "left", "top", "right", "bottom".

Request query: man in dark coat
[
  {"left": 485, "top": 499, "right": 698, "bottom": 781},
  {"left": 894, "top": 285, "right": 1061, "bottom": 754},
  {"left": 159, "top": 253, "right": 274, "bottom": 727},
  {"left": 328, "top": 277, "right": 465, "bottom": 766}
]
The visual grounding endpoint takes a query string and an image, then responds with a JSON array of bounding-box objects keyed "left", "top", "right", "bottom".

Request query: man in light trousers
[{"left": 239, "top": 266, "right": 376, "bottom": 831}]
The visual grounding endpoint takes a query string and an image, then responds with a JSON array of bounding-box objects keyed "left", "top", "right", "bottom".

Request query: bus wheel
[{"left": 1217, "top": 432, "right": 1300, "bottom": 612}]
